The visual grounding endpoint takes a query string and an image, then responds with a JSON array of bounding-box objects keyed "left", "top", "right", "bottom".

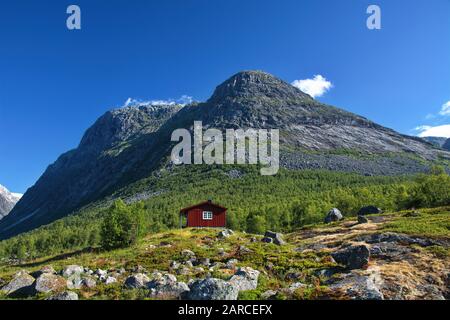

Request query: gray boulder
[
  {"left": 48, "top": 291, "right": 79, "bottom": 300},
  {"left": 218, "top": 229, "right": 234, "bottom": 238},
  {"left": 81, "top": 276, "right": 97, "bottom": 289},
  {"left": 358, "top": 206, "right": 382, "bottom": 216},
  {"left": 62, "top": 265, "right": 84, "bottom": 277},
  {"left": 67, "top": 274, "right": 83, "bottom": 289},
  {"left": 124, "top": 273, "right": 150, "bottom": 289},
  {"left": 263, "top": 231, "right": 285, "bottom": 245},
  {"left": 148, "top": 274, "right": 189, "bottom": 299},
  {"left": 185, "top": 278, "right": 239, "bottom": 300},
  {"left": 229, "top": 267, "right": 260, "bottom": 291},
  {"left": 324, "top": 208, "right": 343, "bottom": 223},
  {"left": 0, "top": 271, "right": 34, "bottom": 296},
  {"left": 331, "top": 245, "right": 370, "bottom": 270},
  {"left": 34, "top": 273, "right": 67, "bottom": 293},
  {"left": 328, "top": 273, "right": 384, "bottom": 300}
]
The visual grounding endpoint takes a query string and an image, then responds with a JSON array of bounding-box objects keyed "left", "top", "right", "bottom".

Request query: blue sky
[{"left": 0, "top": 0, "right": 449, "bottom": 193}]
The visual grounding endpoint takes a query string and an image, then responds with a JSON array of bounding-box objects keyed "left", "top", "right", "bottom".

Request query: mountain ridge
[{"left": 0, "top": 70, "right": 448, "bottom": 240}]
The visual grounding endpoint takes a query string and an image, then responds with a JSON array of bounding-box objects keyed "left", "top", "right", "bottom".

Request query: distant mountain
[
  {"left": 422, "top": 136, "right": 448, "bottom": 148},
  {"left": 0, "top": 184, "right": 22, "bottom": 220},
  {"left": 0, "top": 70, "right": 448, "bottom": 239},
  {"left": 443, "top": 138, "right": 450, "bottom": 151}
]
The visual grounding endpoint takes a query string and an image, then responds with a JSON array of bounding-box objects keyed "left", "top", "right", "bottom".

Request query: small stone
[
  {"left": 47, "top": 291, "right": 79, "bottom": 300},
  {"left": 226, "top": 259, "right": 239, "bottom": 269},
  {"left": 358, "top": 215, "right": 369, "bottom": 224},
  {"left": 105, "top": 276, "right": 117, "bottom": 285},
  {"left": 261, "top": 237, "right": 273, "bottom": 243},
  {"left": 261, "top": 290, "right": 277, "bottom": 299}
]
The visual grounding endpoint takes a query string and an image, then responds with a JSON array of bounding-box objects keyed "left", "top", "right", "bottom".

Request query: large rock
[
  {"left": 328, "top": 272, "right": 384, "bottom": 300},
  {"left": 185, "top": 278, "right": 239, "bottom": 300},
  {"left": 62, "top": 265, "right": 84, "bottom": 277},
  {"left": 324, "top": 208, "right": 343, "bottom": 223},
  {"left": 34, "top": 273, "right": 67, "bottom": 293},
  {"left": 263, "top": 231, "right": 285, "bottom": 245},
  {"left": 357, "top": 206, "right": 382, "bottom": 216},
  {"left": 148, "top": 274, "right": 189, "bottom": 299},
  {"left": 331, "top": 245, "right": 370, "bottom": 270},
  {"left": 67, "top": 274, "right": 83, "bottom": 289},
  {"left": 0, "top": 271, "right": 34, "bottom": 296},
  {"left": 47, "top": 291, "right": 79, "bottom": 300},
  {"left": 229, "top": 267, "right": 260, "bottom": 291},
  {"left": 124, "top": 273, "right": 150, "bottom": 289},
  {"left": 31, "top": 265, "right": 56, "bottom": 278}
]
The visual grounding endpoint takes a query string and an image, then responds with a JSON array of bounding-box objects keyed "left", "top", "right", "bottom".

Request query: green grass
[{"left": 382, "top": 207, "right": 450, "bottom": 239}]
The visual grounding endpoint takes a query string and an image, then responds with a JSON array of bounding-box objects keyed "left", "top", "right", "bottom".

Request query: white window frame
[{"left": 202, "top": 211, "right": 213, "bottom": 220}]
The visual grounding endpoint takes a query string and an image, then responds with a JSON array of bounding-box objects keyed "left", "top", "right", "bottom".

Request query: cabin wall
[{"left": 186, "top": 203, "right": 226, "bottom": 228}]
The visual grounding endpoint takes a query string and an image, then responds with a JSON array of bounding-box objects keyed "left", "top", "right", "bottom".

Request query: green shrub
[{"left": 100, "top": 199, "right": 145, "bottom": 250}]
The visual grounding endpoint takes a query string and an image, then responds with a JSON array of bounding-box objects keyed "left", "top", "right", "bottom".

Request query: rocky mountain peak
[
  {"left": 0, "top": 184, "right": 22, "bottom": 220},
  {"left": 79, "top": 104, "right": 183, "bottom": 152},
  {"left": 208, "top": 70, "right": 312, "bottom": 104}
]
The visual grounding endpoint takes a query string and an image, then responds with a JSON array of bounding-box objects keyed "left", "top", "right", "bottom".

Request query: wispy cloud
[
  {"left": 414, "top": 124, "right": 450, "bottom": 138},
  {"left": 291, "top": 75, "right": 333, "bottom": 98},
  {"left": 124, "top": 95, "right": 194, "bottom": 107},
  {"left": 439, "top": 101, "right": 450, "bottom": 116}
]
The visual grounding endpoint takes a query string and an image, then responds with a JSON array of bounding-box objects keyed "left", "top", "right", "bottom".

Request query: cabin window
[{"left": 202, "top": 211, "right": 213, "bottom": 220}]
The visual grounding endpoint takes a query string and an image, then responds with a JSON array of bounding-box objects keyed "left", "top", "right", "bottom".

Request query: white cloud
[
  {"left": 439, "top": 101, "right": 450, "bottom": 116},
  {"left": 124, "top": 95, "right": 194, "bottom": 107},
  {"left": 291, "top": 75, "right": 333, "bottom": 98},
  {"left": 414, "top": 124, "right": 450, "bottom": 138}
]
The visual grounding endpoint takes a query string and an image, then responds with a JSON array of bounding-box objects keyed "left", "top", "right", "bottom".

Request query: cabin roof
[{"left": 180, "top": 201, "right": 227, "bottom": 214}]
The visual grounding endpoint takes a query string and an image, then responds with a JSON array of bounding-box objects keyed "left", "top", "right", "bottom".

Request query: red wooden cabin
[{"left": 179, "top": 200, "right": 227, "bottom": 228}]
